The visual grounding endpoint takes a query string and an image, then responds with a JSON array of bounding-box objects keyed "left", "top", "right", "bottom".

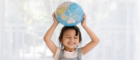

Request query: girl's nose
[{"left": 70, "top": 38, "right": 74, "bottom": 41}]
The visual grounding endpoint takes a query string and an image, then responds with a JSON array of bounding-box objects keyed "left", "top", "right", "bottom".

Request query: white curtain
[{"left": 0, "top": 0, "right": 140, "bottom": 60}]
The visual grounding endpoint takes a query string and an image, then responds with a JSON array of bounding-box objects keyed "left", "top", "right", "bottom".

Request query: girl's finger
[{"left": 84, "top": 13, "right": 86, "bottom": 17}]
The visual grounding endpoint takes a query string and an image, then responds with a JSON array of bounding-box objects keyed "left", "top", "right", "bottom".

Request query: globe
[{"left": 55, "top": 1, "right": 84, "bottom": 26}]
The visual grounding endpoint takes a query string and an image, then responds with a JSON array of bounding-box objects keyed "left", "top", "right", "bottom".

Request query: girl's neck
[{"left": 64, "top": 47, "right": 76, "bottom": 52}]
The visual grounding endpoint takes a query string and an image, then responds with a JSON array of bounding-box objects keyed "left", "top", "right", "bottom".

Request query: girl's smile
[{"left": 68, "top": 42, "right": 75, "bottom": 45}]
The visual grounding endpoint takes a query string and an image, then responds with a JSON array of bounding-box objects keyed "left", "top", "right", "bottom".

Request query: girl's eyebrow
[{"left": 65, "top": 34, "right": 70, "bottom": 36}]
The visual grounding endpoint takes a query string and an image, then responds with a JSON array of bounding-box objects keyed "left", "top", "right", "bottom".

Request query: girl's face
[{"left": 61, "top": 29, "right": 80, "bottom": 49}]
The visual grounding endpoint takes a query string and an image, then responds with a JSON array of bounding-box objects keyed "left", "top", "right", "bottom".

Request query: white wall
[{"left": 0, "top": 0, "right": 4, "bottom": 60}]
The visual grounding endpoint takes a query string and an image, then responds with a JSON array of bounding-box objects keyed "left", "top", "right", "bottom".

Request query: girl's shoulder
[{"left": 53, "top": 47, "right": 61, "bottom": 60}]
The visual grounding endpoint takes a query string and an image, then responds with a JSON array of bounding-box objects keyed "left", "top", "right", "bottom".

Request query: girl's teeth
[
  {"left": 69, "top": 43, "right": 74, "bottom": 44},
  {"left": 70, "top": 43, "right": 73, "bottom": 44}
]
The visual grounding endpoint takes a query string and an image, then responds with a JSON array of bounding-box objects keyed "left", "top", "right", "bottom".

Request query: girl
[{"left": 44, "top": 12, "right": 100, "bottom": 60}]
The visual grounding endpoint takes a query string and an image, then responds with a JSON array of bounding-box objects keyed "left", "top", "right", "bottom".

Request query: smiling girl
[{"left": 44, "top": 12, "right": 100, "bottom": 60}]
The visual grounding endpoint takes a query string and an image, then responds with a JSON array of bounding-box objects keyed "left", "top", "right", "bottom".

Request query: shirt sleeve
[{"left": 53, "top": 47, "right": 61, "bottom": 60}]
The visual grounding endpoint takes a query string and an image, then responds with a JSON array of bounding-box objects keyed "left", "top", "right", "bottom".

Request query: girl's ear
[
  {"left": 58, "top": 37, "right": 60, "bottom": 41},
  {"left": 58, "top": 37, "right": 60, "bottom": 40},
  {"left": 59, "top": 37, "right": 63, "bottom": 43},
  {"left": 79, "top": 40, "right": 81, "bottom": 43}
]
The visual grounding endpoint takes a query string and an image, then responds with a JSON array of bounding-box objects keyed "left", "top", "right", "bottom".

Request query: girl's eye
[
  {"left": 74, "top": 37, "right": 78, "bottom": 39},
  {"left": 66, "top": 37, "right": 70, "bottom": 38}
]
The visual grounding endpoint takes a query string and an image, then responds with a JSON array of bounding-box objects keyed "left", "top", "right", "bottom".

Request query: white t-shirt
[{"left": 53, "top": 47, "right": 83, "bottom": 60}]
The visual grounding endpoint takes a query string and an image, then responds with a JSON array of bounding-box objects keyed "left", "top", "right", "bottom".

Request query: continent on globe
[
  {"left": 56, "top": 2, "right": 70, "bottom": 15},
  {"left": 55, "top": 1, "right": 84, "bottom": 26},
  {"left": 67, "top": 19, "right": 76, "bottom": 24}
]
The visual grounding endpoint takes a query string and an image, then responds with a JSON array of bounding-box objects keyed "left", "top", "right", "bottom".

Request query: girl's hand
[
  {"left": 81, "top": 13, "right": 87, "bottom": 27},
  {"left": 52, "top": 12, "right": 59, "bottom": 24}
]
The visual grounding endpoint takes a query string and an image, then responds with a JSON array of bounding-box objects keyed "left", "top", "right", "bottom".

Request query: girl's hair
[{"left": 59, "top": 26, "right": 82, "bottom": 49}]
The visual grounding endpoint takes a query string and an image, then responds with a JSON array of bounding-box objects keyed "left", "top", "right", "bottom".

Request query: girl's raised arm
[
  {"left": 81, "top": 13, "right": 100, "bottom": 56},
  {"left": 43, "top": 12, "right": 59, "bottom": 56}
]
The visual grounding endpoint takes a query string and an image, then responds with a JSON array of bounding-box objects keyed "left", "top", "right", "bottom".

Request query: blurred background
[{"left": 0, "top": 0, "right": 140, "bottom": 60}]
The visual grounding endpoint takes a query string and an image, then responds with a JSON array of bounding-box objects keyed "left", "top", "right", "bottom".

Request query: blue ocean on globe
[{"left": 55, "top": 1, "right": 84, "bottom": 26}]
